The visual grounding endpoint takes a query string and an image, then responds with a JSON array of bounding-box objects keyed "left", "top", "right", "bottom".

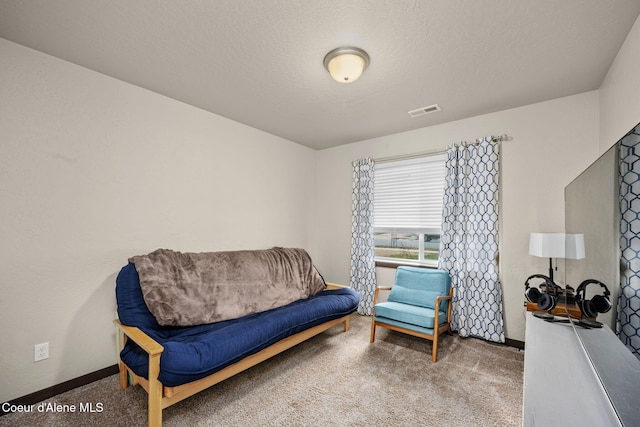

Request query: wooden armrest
[
  {"left": 435, "top": 294, "right": 453, "bottom": 310},
  {"left": 326, "top": 282, "right": 348, "bottom": 290},
  {"left": 434, "top": 294, "right": 454, "bottom": 324},
  {"left": 373, "top": 286, "right": 393, "bottom": 306},
  {"left": 114, "top": 319, "right": 164, "bottom": 356},
  {"left": 114, "top": 319, "right": 164, "bottom": 426}
]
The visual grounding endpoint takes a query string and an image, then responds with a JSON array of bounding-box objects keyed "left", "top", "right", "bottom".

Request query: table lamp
[{"left": 529, "top": 233, "right": 585, "bottom": 283}]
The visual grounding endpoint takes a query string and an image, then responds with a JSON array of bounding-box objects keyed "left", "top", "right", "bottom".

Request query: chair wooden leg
[
  {"left": 370, "top": 318, "right": 376, "bottom": 343},
  {"left": 432, "top": 332, "right": 439, "bottom": 363},
  {"left": 343, "top": 316, "right": 350, "bottom": 332}
]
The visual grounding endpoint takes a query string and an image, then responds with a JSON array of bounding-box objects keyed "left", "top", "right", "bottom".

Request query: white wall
[
  {"left": 600, "top": 14, "right": 640, "bottom": 152},
  {"left": 311, "top": 91, "right": 600, "bottom": 342},
  {"left": 0, "top": 39, "right": 316, "bottom": 402}
]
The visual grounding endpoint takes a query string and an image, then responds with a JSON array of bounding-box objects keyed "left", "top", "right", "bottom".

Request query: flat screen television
[{"left": 565, "top": 122, "right": 640, "bottom": 425}]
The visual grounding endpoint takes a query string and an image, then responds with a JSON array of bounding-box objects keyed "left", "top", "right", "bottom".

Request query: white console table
[{"left": 523, "top": 313, "right": 621, "bottom": 426}]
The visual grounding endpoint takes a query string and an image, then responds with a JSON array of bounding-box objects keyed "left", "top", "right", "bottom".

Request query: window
[{"left": 374, "top": 154, "right": 446, "bottom": 266}]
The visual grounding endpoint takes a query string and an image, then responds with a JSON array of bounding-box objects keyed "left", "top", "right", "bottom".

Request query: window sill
[{"left": 375, "top": 259, "right": 438, "bottom": 269}]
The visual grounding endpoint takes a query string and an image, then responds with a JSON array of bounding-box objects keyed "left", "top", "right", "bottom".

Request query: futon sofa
[{"left": 114, "top": 247, "right": 359, "bottom": 427}]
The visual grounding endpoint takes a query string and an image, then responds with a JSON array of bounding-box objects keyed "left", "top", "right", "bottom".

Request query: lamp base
[{"left": 533, "top": 311, "right": 554, "bottom": 320}]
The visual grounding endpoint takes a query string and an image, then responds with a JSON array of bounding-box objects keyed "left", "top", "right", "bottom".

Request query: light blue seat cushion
[
  {"left": 374, "top": 301, "right": 447, "bottom": 330},
  {"left": 373, "top": 315, "right": 435, "bottom": 335},
  {"left": 387, "top": 267, "right": 451, "bottom": 312}
]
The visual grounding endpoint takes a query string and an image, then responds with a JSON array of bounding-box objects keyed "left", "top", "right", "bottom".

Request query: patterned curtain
[
  {"left": 617, "top": 123, "right": 640, "bottom": 359},
  {"left": 438, "top": 138, "right": 505, "bottom": 343},
  {"left": 350, "top": 158, "right": 377, "bottom": 315}
]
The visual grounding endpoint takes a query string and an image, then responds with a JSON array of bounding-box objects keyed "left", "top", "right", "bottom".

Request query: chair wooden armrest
[
  {"left": 434, "top": 293, "right": 453, "bottom": 330},
  {"left": 435, "top": 294, "right": 452, "bottom": 306},
  {"left": 373, "top": 286, "right": 393, "bottom": 306}
]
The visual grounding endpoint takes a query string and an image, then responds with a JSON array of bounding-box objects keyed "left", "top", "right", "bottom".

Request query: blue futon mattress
[{"left": 116, "top": 263, "right": 359, "bottom": 387}]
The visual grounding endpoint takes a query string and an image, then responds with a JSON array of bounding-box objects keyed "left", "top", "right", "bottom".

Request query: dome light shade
[{"left": 323, "top": 47, "right": 370, "bottom": 83}]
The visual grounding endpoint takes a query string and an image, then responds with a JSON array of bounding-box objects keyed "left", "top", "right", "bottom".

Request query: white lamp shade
[
  {"left": 529, "top": 233, "right": 566, "bottom": 258},
  {"left": 529, "top": 233, "right": 585, "bottom": 260}
]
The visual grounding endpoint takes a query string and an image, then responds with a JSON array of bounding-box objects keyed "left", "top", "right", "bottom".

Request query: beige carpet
[{"left": 1, "top": 314, "right": 523, "bottom": 426}]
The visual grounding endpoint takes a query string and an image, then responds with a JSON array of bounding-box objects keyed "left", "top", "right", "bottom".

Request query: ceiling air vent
[{"left": 408, "top": 104, "right": 441, "bottom": 118}]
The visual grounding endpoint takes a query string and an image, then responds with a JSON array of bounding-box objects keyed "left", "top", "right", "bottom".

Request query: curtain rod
[
  {"left": 471, "top": 133, "right": 509, "bottom": 145},
  {"left": 374, "top": 134, "right": 509, "bottom": 164}
]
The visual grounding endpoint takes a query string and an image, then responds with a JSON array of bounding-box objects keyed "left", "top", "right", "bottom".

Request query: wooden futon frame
[{"left": 114, "top": 283, "right": 350, "bottom": 427}]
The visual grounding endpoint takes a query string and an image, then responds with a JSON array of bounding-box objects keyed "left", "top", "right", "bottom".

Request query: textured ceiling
[{"left": 1, "top": 0, "right": 639, "bottom": 150}]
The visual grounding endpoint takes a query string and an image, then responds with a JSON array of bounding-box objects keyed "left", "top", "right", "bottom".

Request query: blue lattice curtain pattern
[
  {"left": 438, "top": 137, "right": 505, "bottom": 343},
  {"left": 350, "top": 158, "right": 377, "bottom": 315},
  {"left": 618, "top": 123, "right": 640, "bottom": 359}
]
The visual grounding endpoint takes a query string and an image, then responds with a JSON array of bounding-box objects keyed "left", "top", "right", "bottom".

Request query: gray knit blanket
[{"left": 129, "top": 247, "right": 326, "bottom": 326}]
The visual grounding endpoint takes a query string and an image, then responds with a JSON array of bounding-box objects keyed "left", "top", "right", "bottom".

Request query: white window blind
[{"left": 374, "top": 153, "right": 446, "bottom": 233}]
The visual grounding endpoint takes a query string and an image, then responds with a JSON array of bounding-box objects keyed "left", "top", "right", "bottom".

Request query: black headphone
[
  {"left": 575, "top": 279, "right": 611, "bottom": 319},
  {"left": 525, "top": 274, "right": 560, "bottom": 311}
]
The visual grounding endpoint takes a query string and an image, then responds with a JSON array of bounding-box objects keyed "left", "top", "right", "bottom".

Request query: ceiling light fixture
[{"left": 323, "top": 47, "right": 370, "bottom": 83}]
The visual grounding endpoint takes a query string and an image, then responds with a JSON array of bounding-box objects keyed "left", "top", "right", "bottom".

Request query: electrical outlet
[{"left": 34, "top": 342, "right": 49, "bottom": 362}]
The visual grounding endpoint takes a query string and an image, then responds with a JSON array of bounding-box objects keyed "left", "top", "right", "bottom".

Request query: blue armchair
[{"left": 370, "top": 266, "right": 453, "bottom": 362}]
